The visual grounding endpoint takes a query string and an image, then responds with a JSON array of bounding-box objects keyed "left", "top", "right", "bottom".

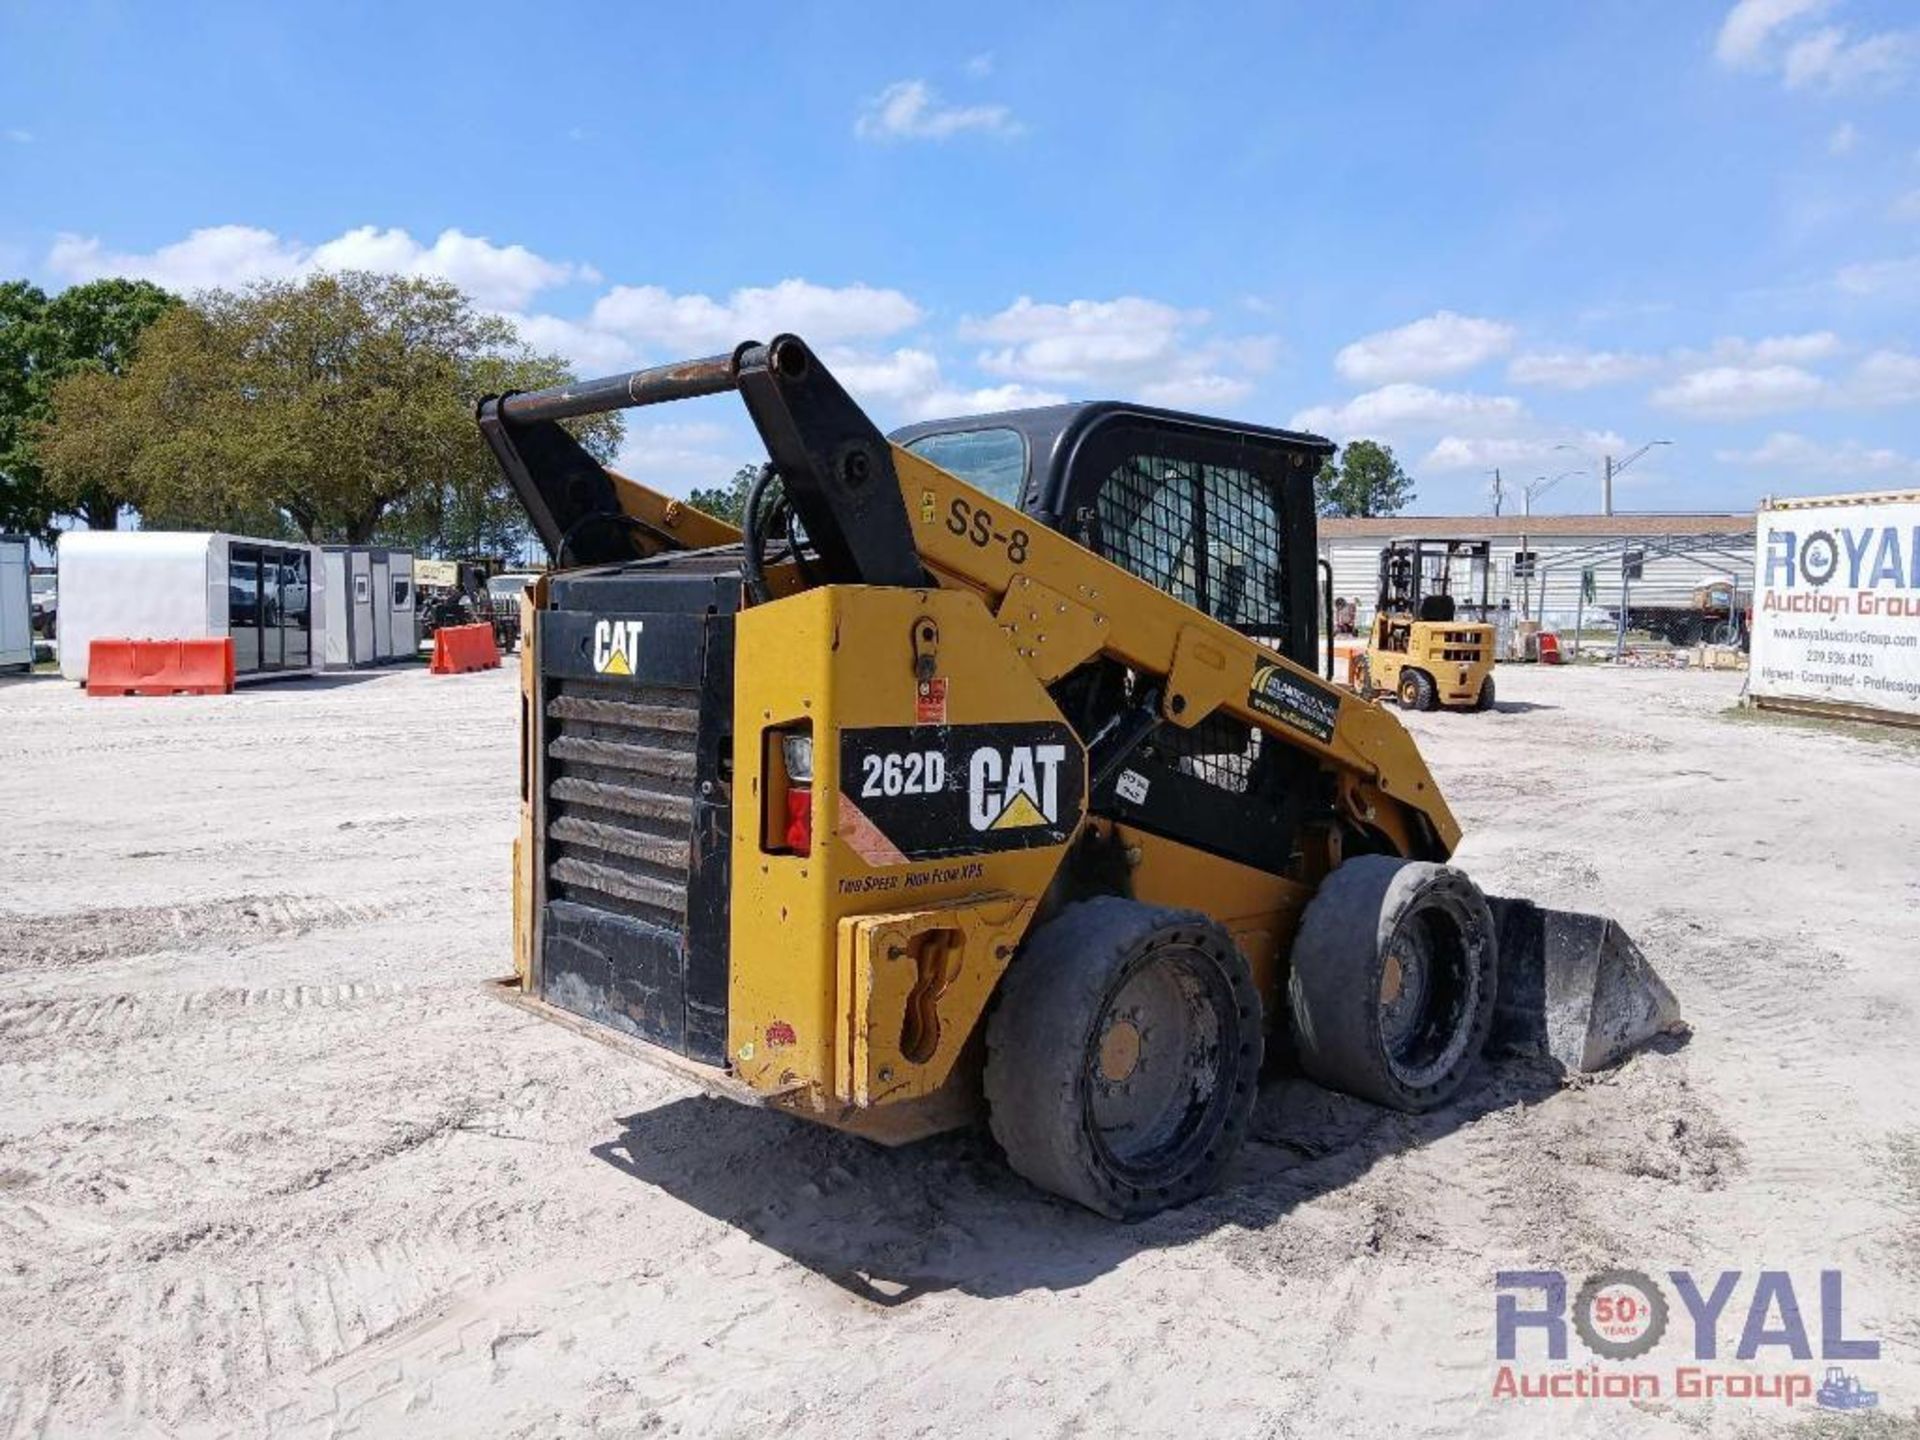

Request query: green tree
[
  {"left": 38, "top": 272, "right": 618, "bottom": 546},
  {"left": 1313, "top": 439, "right": 1415, "bottom": 518},
  {"left": 685, "top": 464, "right": 761, "bottom": 526},
  {"left": 0, "top": 277, "right": 179, "bottom": 537}
]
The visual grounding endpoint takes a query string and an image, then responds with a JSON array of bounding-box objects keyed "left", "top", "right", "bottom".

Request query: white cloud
[
  {"left": 1835, "top": 254, "right": 1920, "bottom": 297},
  {"left": 969, "top": 296, "right": 1193, "bottom": 380},
  {"left": 501, "top": 310, "right": 640, "bottom": 375},
  {"left": 963, "top": 294, "right": 1267, "bottom": 406},
  {"left": 1716, "top": 430, "right": 1920, "bottom": 481},
  {"left": 1716, "top": 0, "right": 1835, "bottom": 67},
  {"left": 1714, "top": 330, "right": 1843, "bottom": 363},
  {"left": 316, "top": 227, "right": 590, "bottom": 310},
  {"left": 612, "top": 419, "right": 755, "bottom": 498},
  {"left": 1508, "top": 349, "right": 1660, "bottom": 390},
  {"left": 905, "top": 383, "right": 1067, "bottom": 422},
  {"left": 855, "top": 80, "right": 1022, "bottom": 141},
  {"left": 1651, "top": 363, "right": 1829, "bottom": 418},
  {"left": 1782, "top": 25, "right": 1917, "bottom": 90},
  {"left": 826, "top": 346, "right": 944, "bottom": 404},
  {"left": 48, "top": 225, "right": 305, "bottom": 292},
  {"left": 1136, "top": 373, "right": 1256, "bottom": 410},
  {"left": 1893, "top": 190, "right": 1920, "bottom": 222},
  {"left": 1829, "top": 120, "right": 1860, "bottom": 154},
  {"left": 589, "top": 278, "right": 923, "bottom": 352},
  {"left": 46, "top": 223, "right": 591, "bottom": 310},
  {"left": 1848, "top": 348, "right": 1920, "bottom": 406},
  {"left": 1290, "top": 384, "right": 1526, "bottom": 440},
  {"left": 4, "top": 128, "right": 31, "bottom": 144},
  {"left": 1422, "top": 430, "right": 1626, "bottom": 473},
  {"left": 788, "top": 345, "right": 1063, "bottom": 423},
  {"left": 963, "top": 52, "right": 995, "bottom": 78},
  {"left": 1334, "top": 311, "right": 1516, "bottom": 384},
  {"left": 1715, "top": 1, "right": 1914, "bottom": 92}
]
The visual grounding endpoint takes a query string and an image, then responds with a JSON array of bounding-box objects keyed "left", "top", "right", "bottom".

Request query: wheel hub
[
  {"left": 1378, "top": 930, "right": 1432, "bottom": 1052},
  {"left": 1097, "top": 1016, "right": 1144, "bottom": 1084},
  {"left": 1086, "top": 956, "right": 1223, "bottom": 1177}
]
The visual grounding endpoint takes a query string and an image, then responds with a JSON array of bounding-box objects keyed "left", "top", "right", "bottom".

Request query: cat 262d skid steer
[{"left": 477, "top": 336, "right": 1679, "bottom": 1218}]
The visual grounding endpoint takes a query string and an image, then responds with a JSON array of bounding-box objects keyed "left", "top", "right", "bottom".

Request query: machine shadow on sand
[{"left": 591, "top": 1059, "right": 1577, "bottom": 1307}]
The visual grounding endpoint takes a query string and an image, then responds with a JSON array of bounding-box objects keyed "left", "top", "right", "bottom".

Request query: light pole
[
  {"left": 1601, "top": 440, "right": 1673, "bottom": 515},
  {"left": 1522, "top": 469, "right": 1585, "bottom": 517},
  {"left": 1519, "top": 470, "right": 1585, "bottom": 619}
]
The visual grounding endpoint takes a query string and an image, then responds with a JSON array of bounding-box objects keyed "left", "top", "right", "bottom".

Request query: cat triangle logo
[
  {"left": 990, "top": 791, "right": 1049, "bottom": 830},
  {"left": 591, "top": 618, "right": 642, "bottom": 676},
  {"left": 968, "top": 743, "right": 1067, "bottom": 833}
]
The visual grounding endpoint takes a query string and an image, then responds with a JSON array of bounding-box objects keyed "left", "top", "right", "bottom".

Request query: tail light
[
  {"left": 774, "top": 728, "right": 813, "bottom": 856},
  {"left": 785, "top": 788, "right": 813, "bottom": 856}
]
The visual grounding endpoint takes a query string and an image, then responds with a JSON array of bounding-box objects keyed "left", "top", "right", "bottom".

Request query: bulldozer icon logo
[
  {"left": 591, "top": 618, "right": 643, "bottom": 676},
  {"left": 968, "top": 743, "right": 1067, "bottom": 833}
]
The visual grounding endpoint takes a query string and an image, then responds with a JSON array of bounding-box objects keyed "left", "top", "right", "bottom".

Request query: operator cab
[{"left": 891, "top": 404, "right": 1331, "bottom": 673}]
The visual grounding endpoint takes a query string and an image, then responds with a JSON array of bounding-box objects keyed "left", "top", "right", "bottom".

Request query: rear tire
[
  {"left": 985, "top": 899, "right": 1262, "bottom": 1219},
  {"left": 1287, "top": 857, "right": 1497, "bottom": 1112},
  {"left": 1348, "top": 653, "right": 1373, "bottom": 698},
  {"left": 1472, "top": 675, "right": 1496, "bottom": 712},
  {"left": 1398, "top": 669, "right": 1437, "bottom": 711}
]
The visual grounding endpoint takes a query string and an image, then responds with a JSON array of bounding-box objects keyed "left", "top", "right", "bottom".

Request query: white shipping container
[
  {"left": 0, "top": 535, "right": 31, "bottom": 672},
  {"left": 56, "top": 530, "right": 320, "bottom": 684},
  {"left": 316, "top": 545, "right": 416, "bottom": 668},
  {"left": 1750, "top": 490, "right": 1920, "bottom": 724}
]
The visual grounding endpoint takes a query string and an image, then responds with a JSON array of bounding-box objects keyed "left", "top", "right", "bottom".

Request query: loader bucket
[{"left": 1486, "top": 898, "right": 1685, "bottom": 1074}]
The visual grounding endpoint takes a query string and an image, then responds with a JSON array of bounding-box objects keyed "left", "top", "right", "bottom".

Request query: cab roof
[{"left": 888, "top": 400, "right": 1332, "bottom": 521}]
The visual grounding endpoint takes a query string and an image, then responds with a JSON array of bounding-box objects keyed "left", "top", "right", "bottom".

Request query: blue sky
[{"left": 3, "top": 0, "right": 1918, "bottom": 514}]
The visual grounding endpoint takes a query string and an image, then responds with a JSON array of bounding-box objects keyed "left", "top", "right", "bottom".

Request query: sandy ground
[{"left": 1, "top": 659, "right": 1917, "bottom": 1438}]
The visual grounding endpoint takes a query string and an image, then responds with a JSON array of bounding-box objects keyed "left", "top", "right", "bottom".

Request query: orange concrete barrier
[
  {"left": 88, "top": 638, "right": 236, "bottom": 696},
  {"left": 430, "top": 622, "right": 501, "bottom": 675},
  {"left": 1538, "top": 632, "right": 1562, "bottom": 665}
]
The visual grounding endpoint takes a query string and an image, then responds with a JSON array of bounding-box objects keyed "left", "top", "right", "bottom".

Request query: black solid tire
[
  {"left": 1286, "top": 856, "right": 1497, "bottom": 1112},
  {"left": 985, "top": 898, "right": 1262, "bottom": 1219},
  {"left": 1399, "top": 669, "right": 1437, "bottom": 711},
  {"left": 1473, "top": 675, "right": 1496, "bottom": 712}
]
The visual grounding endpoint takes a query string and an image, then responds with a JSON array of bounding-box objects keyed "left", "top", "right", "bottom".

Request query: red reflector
[{"left": 785, "top": 787, "right": 813, "bottom": 856}]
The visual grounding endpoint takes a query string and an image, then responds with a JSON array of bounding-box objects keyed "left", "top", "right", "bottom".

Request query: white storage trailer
[
  {"left": 56, "top": 531, "right": 319, "bottom": 684},
  {"left": 0, "top": 535, "right": 31, "bottom": 672},
  {"left": 317, "top": 545, "right": 417, "bottom": 668}
]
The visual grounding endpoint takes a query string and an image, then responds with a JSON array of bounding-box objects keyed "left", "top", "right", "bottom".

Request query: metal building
[{"left": 1319, "top": 514, "right": 1754, "bottom": 635}]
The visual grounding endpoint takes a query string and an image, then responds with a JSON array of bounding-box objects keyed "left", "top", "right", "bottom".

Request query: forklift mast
[{"left": 1377, "top": 538, "right": 1493, "bottom": 623}]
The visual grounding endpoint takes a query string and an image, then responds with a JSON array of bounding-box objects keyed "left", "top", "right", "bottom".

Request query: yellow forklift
[
  {"left": 475, "top": 339, "right": 1675, "bottom": 1217},
  {"left": 1352, "top": 538, "right": 1497, "bottom": 712}
]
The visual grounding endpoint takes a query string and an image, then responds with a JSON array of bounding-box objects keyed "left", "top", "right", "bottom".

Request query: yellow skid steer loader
[{"left": 476, "top": 336, "right": 1679, "bottom": 1218}]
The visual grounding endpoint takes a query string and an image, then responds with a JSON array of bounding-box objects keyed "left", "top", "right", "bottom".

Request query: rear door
[{"left": 1061, "top": 419, "right": 1319, "bottom": 665}]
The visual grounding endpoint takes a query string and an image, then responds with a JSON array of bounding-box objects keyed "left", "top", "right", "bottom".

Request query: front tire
[
  {"left": 1287, "top": 857, "right": 1497, "bottom": 1112},
  {"left": 985, "top": 899, "right": 1262, "bottom": 1219}
]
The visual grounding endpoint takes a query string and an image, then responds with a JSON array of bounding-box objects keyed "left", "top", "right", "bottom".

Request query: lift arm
[
  {"left": 480, "top": 335, "right": 1460, "bottom": 859},
  {"left": 478, "top": 337, "right": 923, "bottom": 584}
]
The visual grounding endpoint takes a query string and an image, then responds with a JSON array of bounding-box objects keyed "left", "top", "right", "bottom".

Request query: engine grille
[{"left": 544, "top": 678, "right": 700, "bottom": 931}]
